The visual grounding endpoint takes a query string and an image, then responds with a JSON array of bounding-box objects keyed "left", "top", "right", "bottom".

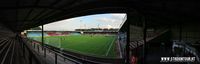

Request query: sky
[{"left": 42, "top": 13, "right": 126, "bottom": 31}]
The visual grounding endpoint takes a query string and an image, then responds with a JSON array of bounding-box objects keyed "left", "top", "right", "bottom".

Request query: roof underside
[{"left": 0, "top": 0, "right": 199, "bottom": 32}]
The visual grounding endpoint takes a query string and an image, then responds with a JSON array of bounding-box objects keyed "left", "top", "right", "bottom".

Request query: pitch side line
[{"left": 105, "top": 38, "right": 115, "bottom": 56}]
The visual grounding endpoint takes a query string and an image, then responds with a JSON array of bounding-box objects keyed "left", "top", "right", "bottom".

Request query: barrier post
[{"left": 55, "top": 53, "right": 57, "bottom": 64}]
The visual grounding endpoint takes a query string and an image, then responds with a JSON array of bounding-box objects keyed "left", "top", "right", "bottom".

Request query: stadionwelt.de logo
[{"left": 160, "top": 57, "right": 195, "bottom": 62}]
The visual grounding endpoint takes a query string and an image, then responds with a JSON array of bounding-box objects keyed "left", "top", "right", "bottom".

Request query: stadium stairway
[
  {"left": 0, "top": 35, "right": 46, "bottom": 64},
  {"left": 130, "top": 28, "right": 169, "bottom": 49},
  {"left": 129, "top": 27, "right": 171, "bottom": 64},
  {"left": 0, "top": 24, "right": 45, "bottom": 64},
  {"left": 129, "top": 28, "right": 176, "bottom": 64}
]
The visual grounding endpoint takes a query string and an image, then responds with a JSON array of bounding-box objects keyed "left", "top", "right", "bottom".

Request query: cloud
[
  {"left": 101, "top": 25, "right": 114, "bottom": 29},
  {"left": 43, "top": 18, "right": 79, "bottom": 31},
  {"left": 95, "top": 14, "right": 126, "bottom": 23},
  {"left": 110, "top": 14, "right": 126, "bottom": 19},
  {"left": 41, "top": 13, "right": 127, "bottom": 31},
  {"left": 96, "top": 17, "right": 117, "bottom": 23}
]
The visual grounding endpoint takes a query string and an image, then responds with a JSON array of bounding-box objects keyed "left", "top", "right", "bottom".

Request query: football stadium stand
[
  {"left": 1, "top": 0, "right": 200, "bottom": 64},
  {"left": 27, "top": 31, "right": 48, "bottom": 37}
]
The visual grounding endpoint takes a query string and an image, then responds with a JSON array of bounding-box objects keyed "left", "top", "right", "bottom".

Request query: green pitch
[{"left": 29, "top": 35, "right": 117, "bottom": 58}]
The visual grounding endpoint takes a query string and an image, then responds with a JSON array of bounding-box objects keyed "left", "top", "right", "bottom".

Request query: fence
[{"left": 29, "top": 39, "right": 124, "bottom": 64}]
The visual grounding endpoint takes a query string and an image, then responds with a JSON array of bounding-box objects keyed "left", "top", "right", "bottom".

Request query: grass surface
[{"left": 29, "top": 35, "right": 117, "bottom": 58}]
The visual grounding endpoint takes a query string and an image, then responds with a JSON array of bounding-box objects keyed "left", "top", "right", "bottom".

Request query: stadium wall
[
  {"left": 171, "top": 23, "right": 200, "bottom": 44},
  {"left": 82, "top": 32, "right": 118, "bottom": 35},
  {"left": 27, "top": 31, "right": 117, "bottom": 37}
]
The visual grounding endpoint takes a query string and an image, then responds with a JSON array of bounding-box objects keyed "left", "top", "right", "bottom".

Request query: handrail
[
  {"left": 20, "top": 36, "right": 45, "bottom": 64},
  {"left": 172, "top": 41, "right": 200, "bottom": 62},
  {"left": 43, "top": 44, "right": 82, "bottom": 64},
  {"left": 28, "top": 38, "right": 124, "bottom": 64}
]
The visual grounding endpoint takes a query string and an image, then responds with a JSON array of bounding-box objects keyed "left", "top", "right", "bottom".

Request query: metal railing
[
  {"left": 28, "top": 39, "right": 124, "bottom": 64},
  {"left": 172, "top": 41, "right": 200, "bottom": 63}
]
